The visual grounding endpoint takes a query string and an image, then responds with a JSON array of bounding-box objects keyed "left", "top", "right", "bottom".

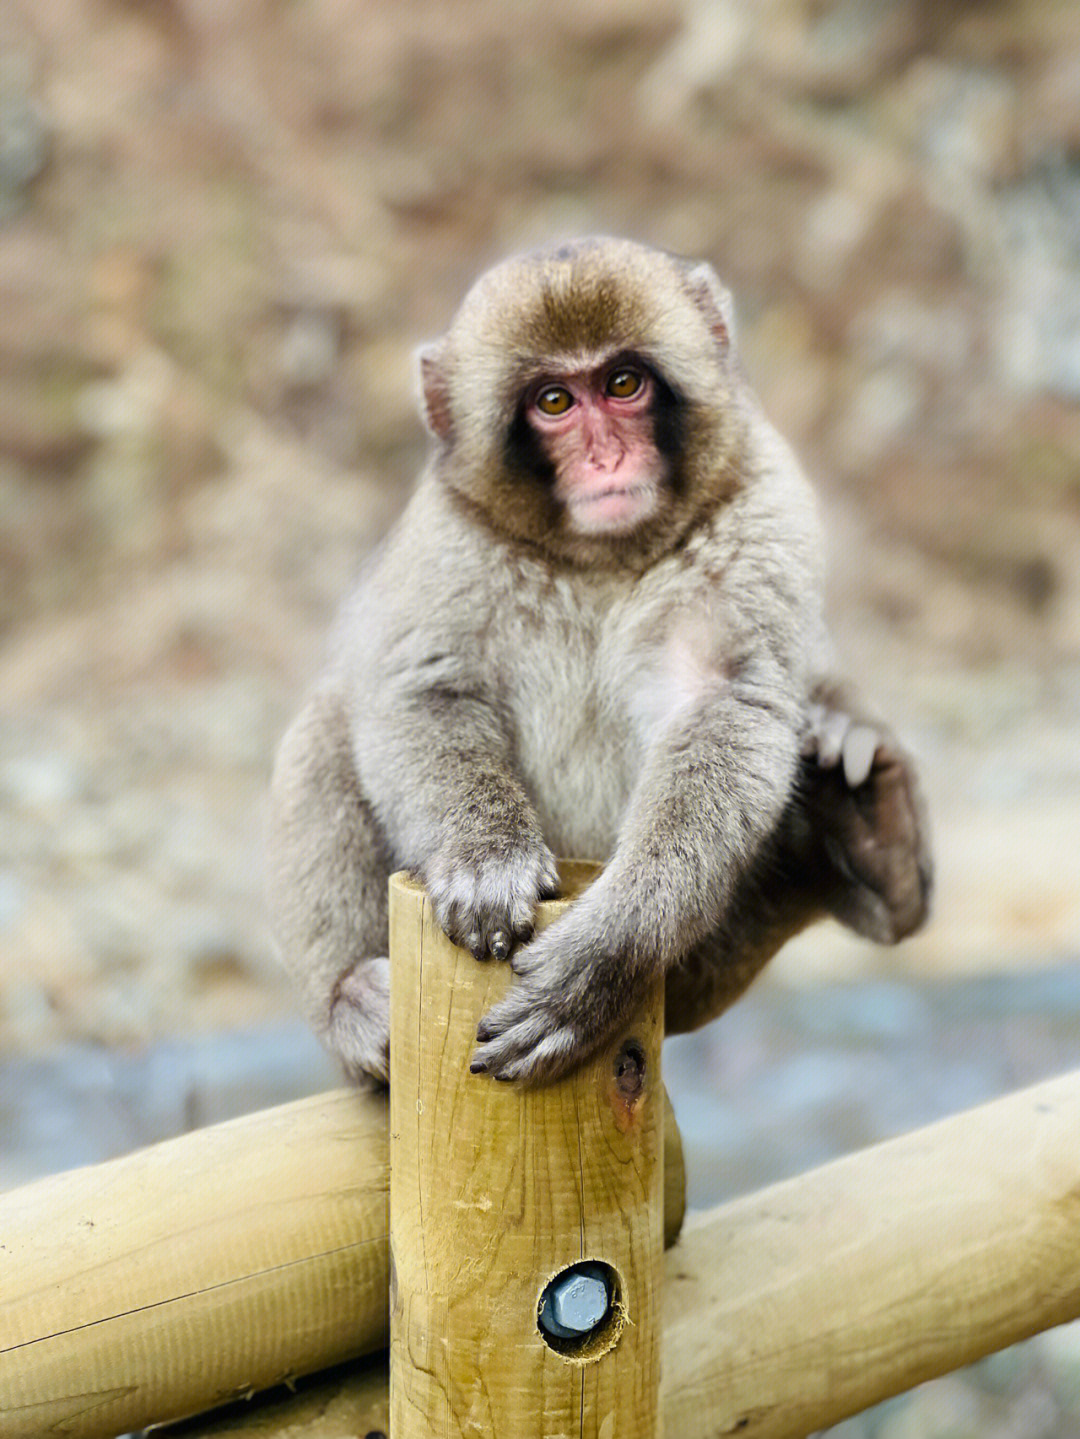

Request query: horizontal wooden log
[
  {"left": 166, "top": 1069, "right": 1080, "bottom": 1439},
  {"left": 0, "top": 1086, "right": 684, "bottom": 1438},
  {"left": 0, "top": 1089, "right": 389, "bottom": 1438}
]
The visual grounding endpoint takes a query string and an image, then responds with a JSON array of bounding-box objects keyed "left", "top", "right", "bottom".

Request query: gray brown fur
[{"left": 267, "top": 237, "right": 931, "bottom": 1086}]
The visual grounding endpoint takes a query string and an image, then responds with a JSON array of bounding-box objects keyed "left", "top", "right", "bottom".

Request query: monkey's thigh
[
  {"left": 664, "top": 930, "right": 776, "bottom": 1036},
  {"left": 268, "top": 685, "right": 392, "bottom": 1011}
]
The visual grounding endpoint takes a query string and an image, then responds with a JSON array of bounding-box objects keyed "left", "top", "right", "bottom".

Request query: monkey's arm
[
  {"left": 473, "top": 670, "right": 931, "bottom": 1081},
  {"left": 472, "top": 673, "right": 797, "bottom": 1080},
  {"left": 356, "top": 652, "right": 559, "bottom": 962},
  {"left": 665, "top": 690, "right": 932, "bottom": 1032}
]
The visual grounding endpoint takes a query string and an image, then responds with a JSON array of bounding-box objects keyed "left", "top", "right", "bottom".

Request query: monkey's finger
[
  {"left": 474, "top": 988, "right": 537, "bottom": 1045},
  {"left": 432, "top": 894, "right": 474, "bottom": 952},
  {"left": 538, "top": 856, "right": 562, "bottom": 901},
  {"left": 472, "top": 1017, "right": 579, "bottom": 1085},
  {"left": 480, "top": 911, "right": 531, "bottom": 960},
  {"left": 489, "top": 1031, "right": 580, "bottom": 1084},
  {"left": 841, "top": 724, "right": 879, "bottom": 788}
]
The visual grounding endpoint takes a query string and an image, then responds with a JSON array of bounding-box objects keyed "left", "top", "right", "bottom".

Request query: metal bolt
[{"left": 538, "top": 1261, "right": 614, "bottom": 1341}]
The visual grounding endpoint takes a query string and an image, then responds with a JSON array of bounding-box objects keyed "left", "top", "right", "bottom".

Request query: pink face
[{"left": 524, "top": 359, "right": 669, "bottom": 536}]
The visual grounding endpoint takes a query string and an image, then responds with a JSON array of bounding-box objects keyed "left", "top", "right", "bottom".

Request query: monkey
[{"left": 267, "top": 236, "right": 931, "bottom": 1088}]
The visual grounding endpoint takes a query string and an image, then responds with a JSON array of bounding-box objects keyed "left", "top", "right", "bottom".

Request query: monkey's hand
[
  {"left": 800, "top": 701, "right": 932, "bottom": 944},
  {"left": 421, "top": 831, "right": 561, "bottom": 963},
  {"left": 471, "top": 904, "right": 637, "bottom": 1084}
]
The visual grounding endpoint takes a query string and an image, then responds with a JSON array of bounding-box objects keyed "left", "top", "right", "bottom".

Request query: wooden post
[{"left": 388, "top": 862, "right": 665, "bottom": 1439}]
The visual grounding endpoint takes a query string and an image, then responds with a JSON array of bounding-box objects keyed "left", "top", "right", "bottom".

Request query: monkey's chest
[{"left": 505, "top": 642, "right": 639, "bottom": 861}]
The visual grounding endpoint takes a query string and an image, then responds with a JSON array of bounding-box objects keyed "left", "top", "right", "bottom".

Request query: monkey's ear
[
  {"left": 417, "top": 342, "right": 454, "bottom": 442},
  {"left": 683, "top": 262, "right": 736, "bottom": 350}
]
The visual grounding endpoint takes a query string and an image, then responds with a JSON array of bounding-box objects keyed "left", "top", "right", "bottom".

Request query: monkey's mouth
[{"left": 568, "top": 482, "right": 657, "bottom": 534}]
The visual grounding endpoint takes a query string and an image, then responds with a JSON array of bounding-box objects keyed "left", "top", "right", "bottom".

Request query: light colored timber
[
  {"left": 0, "top": 885, "right": 683, "bottom": 1439},
  {"left": 168, "top": 1068, "right": 1080, "bottom": 1439},
  {"left": 0, "top": 1096, "right": 683, "bottom": 1439},
  {"left": 0, "top": 1087, "right": 390, "bottom": 1439},
  {"left": 388, "top": 864, "right": 666, "bottom": 1439}
]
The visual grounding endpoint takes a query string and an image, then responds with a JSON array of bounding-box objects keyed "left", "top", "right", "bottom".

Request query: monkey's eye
[
  {"left": 536, "top": 385, "right": 574, "bottom": 416},
  {"left": 606, "top": 367, "right": 644, "bottom": 400}
]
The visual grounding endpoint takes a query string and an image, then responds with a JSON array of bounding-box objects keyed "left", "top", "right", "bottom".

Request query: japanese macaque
[{"left": 268, "top": 237, "right": 931, "bottom": 1087}]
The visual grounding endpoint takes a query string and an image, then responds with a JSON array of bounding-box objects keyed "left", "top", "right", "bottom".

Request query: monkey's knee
[{"left": 328, "top": 956, "right": 391, "bottom": 1087}]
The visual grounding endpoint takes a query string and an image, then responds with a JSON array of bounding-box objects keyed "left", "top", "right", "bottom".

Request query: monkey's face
[
  {"left": 421, "top": 237, "right": 746, "bottom": 568},
  {"left": 522, "top": 357, "right": 668, "bottom": 538}
]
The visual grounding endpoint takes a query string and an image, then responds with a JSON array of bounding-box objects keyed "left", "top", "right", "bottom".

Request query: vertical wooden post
[{"left": 389, "top": 862, "right": 664, "bottom": 1439}]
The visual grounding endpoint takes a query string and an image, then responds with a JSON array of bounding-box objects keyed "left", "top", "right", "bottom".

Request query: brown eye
[
  {"left": 606, "top": 368, "right": 643, "bottom": 399},
  {"left": 536, "top": 385, "right": 573, "bottom": 416}
]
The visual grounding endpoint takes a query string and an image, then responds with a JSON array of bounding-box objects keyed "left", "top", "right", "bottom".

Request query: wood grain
[
  {"left": 172, "top": 1070, "right": 1080, "bottom": 1439},
  {"left": 388, "top": 864, "right": 665, "bottom": 1439}
]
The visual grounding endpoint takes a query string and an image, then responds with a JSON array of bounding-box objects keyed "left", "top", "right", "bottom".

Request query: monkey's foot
[
  {"left": 802, "top": 709, "right": 932, "bottom": 944},
  {"left": 421, "top": 839, "right": 560, "bottom": 963},
  {"left": 327, "top": 957, "right": 391, "bottom": 1087}
]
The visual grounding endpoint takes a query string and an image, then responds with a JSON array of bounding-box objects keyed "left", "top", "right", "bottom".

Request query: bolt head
[{"left": 538, "top": 1263, "right": 613, "bottom": 1340}]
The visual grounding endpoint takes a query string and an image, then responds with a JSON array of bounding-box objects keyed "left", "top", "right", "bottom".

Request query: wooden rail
[
  {"left": 0, "top": 1091, "right": 683, "bottom": 1437},
  {"left": 164, "top": 1069, "right": 1080, "bottom": 1439},
  {"left": 4, "top": 881, "right": 1079, "bottom": 1439}
]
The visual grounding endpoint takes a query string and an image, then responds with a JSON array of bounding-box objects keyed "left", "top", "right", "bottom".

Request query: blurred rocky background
[{"left": 1, "top": 2, "right": 1079, "bottom": 1434}]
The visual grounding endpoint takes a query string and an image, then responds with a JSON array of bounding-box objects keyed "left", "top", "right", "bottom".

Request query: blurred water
[{"left": 6, "top": 967, "right": 1079, "bottom": 1198}]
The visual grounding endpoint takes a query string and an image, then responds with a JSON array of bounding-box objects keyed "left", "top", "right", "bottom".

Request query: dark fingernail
[
  {"left": 469, "top": 1060, "right": 487, "bottom": 1074},
  {"left": 476, "top": 1025, "right": 492, "bottom": 1042},
  {"left": 490, "top": 932, "right": 510, "bottom": 960}
]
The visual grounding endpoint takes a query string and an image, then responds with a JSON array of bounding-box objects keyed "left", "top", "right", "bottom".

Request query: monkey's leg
[
  {"left": 665, "top": 702, "right": 932, "bottom": 1034},
  {"left": 268, "top": 687, "right": 393, "bottom": 1086}
]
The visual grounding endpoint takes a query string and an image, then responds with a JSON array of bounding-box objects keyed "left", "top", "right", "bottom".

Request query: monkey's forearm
[
  {"left": 607, "top": 685, "right": 802, "bottom": 965},
  {"left": 358, "top": 689, "right": 530, "bottom": 859},
  {"left": 357, "top": 687, "right": 559, "bottom": 960}
]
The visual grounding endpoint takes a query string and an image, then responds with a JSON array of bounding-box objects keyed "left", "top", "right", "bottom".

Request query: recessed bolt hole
[{"left": 538, "top": 1260, "right": 618, "bottom": 1351}]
